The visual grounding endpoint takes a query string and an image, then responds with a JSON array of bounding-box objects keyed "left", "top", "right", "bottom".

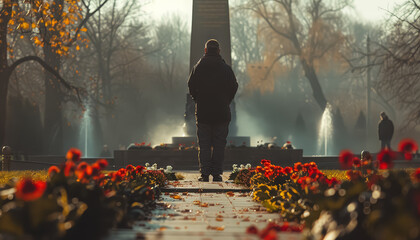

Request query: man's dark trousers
[
  {"left": 197, "top": 122, "right": 229, "bottom": 176},
  {"left": 381, "top": 140, "right": 391, "bottom": 149}
]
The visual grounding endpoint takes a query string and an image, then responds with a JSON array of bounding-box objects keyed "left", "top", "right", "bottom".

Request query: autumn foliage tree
[
  {"left": 241, "top": 0, "right": 350, "bottom": 111},
  {"left": 0, "top": 0, "right": 106, "bottom": 152}
]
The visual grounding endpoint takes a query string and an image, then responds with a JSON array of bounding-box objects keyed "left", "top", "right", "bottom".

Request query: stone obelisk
[{"left": 184, "top": 0, "right": 237, "bottom": 136}]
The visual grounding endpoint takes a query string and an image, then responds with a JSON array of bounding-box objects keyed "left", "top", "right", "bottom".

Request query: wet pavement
[{"left": 106, "top": 172, "right": 302, "bottom": 240}]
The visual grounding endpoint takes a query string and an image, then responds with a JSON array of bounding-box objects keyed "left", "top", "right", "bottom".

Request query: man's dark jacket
[
  {"left": 378, "top": 117, "right": 394, "bottom": 141},
  {"left": 188, "top": 53, "right": 238, "bottom": 124}
]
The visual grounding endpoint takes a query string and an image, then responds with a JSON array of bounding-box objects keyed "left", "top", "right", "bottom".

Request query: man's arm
[
  {"left": 228, "top": 67, "right": 238, "bottom": 103},
  {"left": 188, "top": 67, "right": 198, "bottom": 101}
]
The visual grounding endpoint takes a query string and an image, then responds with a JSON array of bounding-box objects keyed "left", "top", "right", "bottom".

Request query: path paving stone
[{"left": 106, "top": 172, "right": 302, "bottom": 240}]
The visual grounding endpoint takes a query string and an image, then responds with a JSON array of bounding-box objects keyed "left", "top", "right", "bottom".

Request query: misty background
[{"left": 2, "top": 0, "right": 419, "bottom": 156}]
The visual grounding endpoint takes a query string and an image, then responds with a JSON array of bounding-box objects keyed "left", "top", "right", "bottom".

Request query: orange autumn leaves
[{"left": 5, "top": 0, "right": 89, "bottom": 57}]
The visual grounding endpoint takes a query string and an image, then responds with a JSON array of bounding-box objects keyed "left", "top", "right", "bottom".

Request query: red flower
[
  {"left": 66, "top": 148, "right": 82, "bottom": 162},
  {"left": 246, "top": 225, "right": 259, "bottom": 235},
  {"left": 126, "top": 164, "right": 135, "bottom": 172},
  {"left": 326, "top": 177, "right": 340, "bottom": 187},
  {"left": 377, "top": 148, "right": 396, "bottom": 169},
  {"left": 96, "top": 159, "right": 108, "bottom": 170},
  {"left": 398, "top": 139, "right": 418, "bottom": 160},
  {"left": 76, "top": 162, "right": 92, "bottom": 179},
  {"left": 76, "top": 161, "right": 89, "bottom": 172},
  {"left": 339, "top": 150, "right": 354, "bottom": 169},
  {"left": 261, "top": 159, "right": 271, "bottom": 167},
  {"left": 91, "top": 163, "right": 101, "bottom": 176},
  {"left": 15, "top": 178, "right": 46, "bottom": 201},
  {"left": 48, "top": 166, "right": 60, "bottom": 177},
  {"left": 291, "top": 173, "right": 299, "bottom": 181},
  {"left": 64, "top": 161, "right": 76, "bottom": 177},
  {"left": 346, "top": 170, "right": 362, "bottom": 181},
  {"left": 294, "top": 162, "right": 303, "bottom": 172},
  {"left": 353, "top": 157, "right": 361, "bottom": 168},
  {"left": 283, "top": 167, "right": 293, "bottom": 174},
  {"left": 117, "top": 168, "right": 127, "bottom": 176},
  {"left": 136, "top": 165, "right": 146, "bottom": 174},
  {"left": 413, "top": 168, "right": 420, "bottom": 182}
]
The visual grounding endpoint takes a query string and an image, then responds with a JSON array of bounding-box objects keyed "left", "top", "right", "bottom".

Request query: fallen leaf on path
[
  {"left": 226, "top": 191, "right": 235, "bottom": 197},
  {"left": 170, "top": 195, "right": 182, "bottom": 200},
  {"left": 193, "top": 200, "right": 201, "bottom": 205},
  {"left": 207, "top": 225, "right": 225, "bottom": 231},
  {"left": 201, "top": 203, "right": 209, "bottom": 207}
]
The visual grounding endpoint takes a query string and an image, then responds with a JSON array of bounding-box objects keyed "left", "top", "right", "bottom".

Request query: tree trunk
[
  {"left": 300, "top": 59, "right": 328, "bottom": 111},
  {"left": 0, "top": 71, "right": 10, "bottom": 147},
  {"left": 0, "top": 4, "right": 11, "bottom": 147},
  {"left": 43, "top": 44, "right": 63, "bottom": 154}
]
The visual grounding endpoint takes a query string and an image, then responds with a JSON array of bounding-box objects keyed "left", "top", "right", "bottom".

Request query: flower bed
[
  {"left": 0, "top": 148, "right": 177, "bottom": 239},
  {"left": 234, "top": 139, "right": 420, "bottom": 240}
]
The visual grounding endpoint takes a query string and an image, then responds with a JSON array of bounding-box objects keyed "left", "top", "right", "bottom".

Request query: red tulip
[
  {"left": 64, "top": 160, "right": 76, "bottom": 177},
  {"left": 414, "top": 168, "right": 420, "bottom": 182},
  {"left": 339, "top": 150, "right": 354, "bottom": 169},
  {"left": 15, "top": 178, "right": 46, "bottom": 201},
  {"left": 246, "top": 225, "right": 259, "bottom": 235},
  {"left": 96, "top": 159, "right": 108, "bottom": 170},
  {"left": 377, "top": 148, "right": 396, "bottom": 169},
  {"left": 398, "top": 139, "right": 418, "bottom": 160},
  {"left": 48, "top": 166, "right": 60, "bottom": 177},
  {"left": 353, "top": 157, "right": 361, "bottom": 168},
  {"left": 66, "top": 148, "right": 82, "bottom": 162}
]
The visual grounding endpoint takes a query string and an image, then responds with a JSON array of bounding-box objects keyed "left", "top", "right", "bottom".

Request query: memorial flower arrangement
[
  {"left": 0, "top": 148, "right": 169, "bottom": 239},
  {"left": 238, "top": 139, "right": 420, "bottom": 240}
]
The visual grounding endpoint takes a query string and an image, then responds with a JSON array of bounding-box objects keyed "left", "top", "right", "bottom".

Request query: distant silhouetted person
[
  {"left": 188, "top": 39, "right": 238, "bottom": 182},
  {"left": 378, "top": 112, "right": 394, "bottom": 150},
  {"left": 100, "top": 144, "right": 112, "bottom": 157}
]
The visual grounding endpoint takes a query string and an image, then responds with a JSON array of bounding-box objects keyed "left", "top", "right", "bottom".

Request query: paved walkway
[{"left": 106, "top": 172, "right": 302, "bottom": 240}]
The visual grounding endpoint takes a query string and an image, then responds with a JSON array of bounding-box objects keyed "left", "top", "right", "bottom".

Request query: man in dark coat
[
  {"left": 378, "top": 112, "right": 394, "bottom": 150},
  {"left": 188, "top": 39, "right": 238, "bottom": 182}
]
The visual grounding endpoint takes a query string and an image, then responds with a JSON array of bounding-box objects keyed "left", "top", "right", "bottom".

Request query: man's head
[
  {"left": 380, "top": 112, "right": 387, "bottom": 120},
  {"left": 205, "top": 39, "right": 220, "bottom": 55}
]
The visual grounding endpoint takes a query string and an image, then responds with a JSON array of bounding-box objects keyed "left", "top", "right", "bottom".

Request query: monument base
[{"left": 171, "top": 136, "right": 251, "bottom": 147}]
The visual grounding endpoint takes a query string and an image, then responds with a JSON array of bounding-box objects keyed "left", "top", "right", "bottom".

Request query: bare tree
[
  {"left": 240, "top": 0, "right": 351, "bottom": 110},
  {"left": 376, "top": 0, "right": 420, "bottom": 129},
  {"left": 150, "top": 14, "right": 189, "bottom": 93}
]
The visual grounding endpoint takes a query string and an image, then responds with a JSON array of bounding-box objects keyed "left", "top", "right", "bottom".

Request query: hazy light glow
[{"left": 145, "top": 0, "right": 406, "bottom": 24}]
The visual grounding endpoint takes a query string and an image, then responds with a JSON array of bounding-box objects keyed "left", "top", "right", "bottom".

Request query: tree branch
[{"left": 9, "top": 56, "right": 85, "bottom": 103}]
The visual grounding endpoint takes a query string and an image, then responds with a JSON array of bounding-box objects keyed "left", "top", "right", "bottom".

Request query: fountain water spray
[
  {"left": 318, "top": 103, "right": 333, "bottom": 155},
  {"left": 79, "top": 99, "right": 93, "bottom": 158}
]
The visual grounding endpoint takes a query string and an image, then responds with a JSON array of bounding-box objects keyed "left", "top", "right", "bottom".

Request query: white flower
[
  {"left": 240, "top": 164, "right": 245, "bottom": 169},
  {"left": 152, "top": 163, "right": 158, "bottom": 170},
  {"left": 232, "top": 164, "right": 238, "bottom": 168},
  {"left": 145, "top": 163, "right": 150, "bottom": 170},
  {"left": 245, "top": 164, "right": 251, "bottom": 169},
  {"left": 164, "top": 166, "right": 173, "bottom": 174},
  {"left": 233, "top": 166, "right": 238, "bottom": 172}
]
